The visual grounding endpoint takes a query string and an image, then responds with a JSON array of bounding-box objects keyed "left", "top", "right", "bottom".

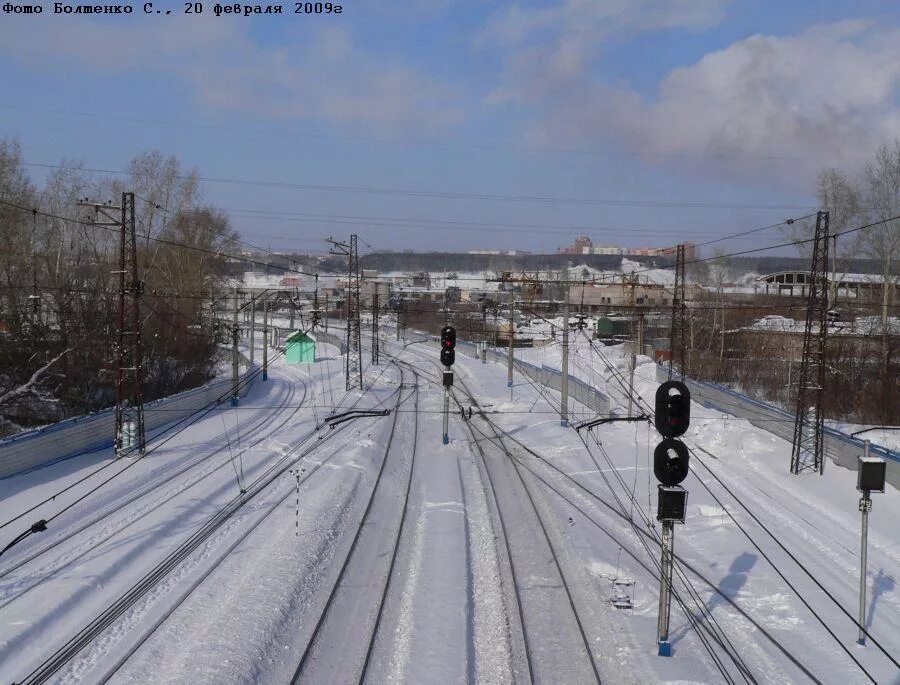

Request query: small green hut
[{"left": 285, "top": 330, "right": 316, "bottom": 364}]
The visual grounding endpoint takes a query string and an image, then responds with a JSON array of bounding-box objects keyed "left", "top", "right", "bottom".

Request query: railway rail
[
  {"left": 9, "top": 367, "right": 399, "bottom": 684},
  {"left": 291, "top": 364, "right": 418, "bottom": 684}
]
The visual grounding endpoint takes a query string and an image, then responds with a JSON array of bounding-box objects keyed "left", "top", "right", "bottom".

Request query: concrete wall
[
  {"left": 0, "top": 357, "right": 258, "bottom": 480},
  {"left": 654, "top": 365, "right": 900, "bottom": 487}
]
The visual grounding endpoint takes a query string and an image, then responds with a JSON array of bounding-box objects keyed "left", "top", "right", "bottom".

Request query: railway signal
[
  {"left": 440, "top": 326, "right": 456, "bottom": 444},
  {"left": 440, "top": 325, "right": 456, "bottom": 367},
  {"left": 654, "top": 439, "right": 690, "bottom": 487},
  {"left": 655, "top": 380, "right": 690, "bottom": 438},
  {"left": 653, "top": 380, "right": 691, "bottom": 657},
  {"left": 857, "top": 440, "right": 886, "bottom": 646}
]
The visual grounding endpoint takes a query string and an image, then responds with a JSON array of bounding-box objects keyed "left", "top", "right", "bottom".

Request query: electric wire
[
  {"left": 0, "top": 345, "right": 286, "bottom": 555},
  {"left": 577, "top": 331, "right": 893, "bottom": 678}
]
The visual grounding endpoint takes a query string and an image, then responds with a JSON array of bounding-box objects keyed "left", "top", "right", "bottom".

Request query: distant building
[
  {"left": 588, "top": 245, "right": 623, "bottom": 255},
  {"left": 560, "top": 238, "right": 692, "bottom": 258},
  {"left": 757, "top": 271, "right": 887, "bottom": 301},
  {"left": 468, "top": 249, "right": 532, "bottom": 256},
  {"left": 623, "top": 243, "right": 695, "bottom": 259},
  {"left": 559, "top": 236, "right": 593, "bottom": 254}
]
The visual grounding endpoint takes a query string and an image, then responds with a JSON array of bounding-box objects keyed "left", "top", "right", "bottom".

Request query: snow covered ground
[{"left": 0, "top": 326, "right": 898, "bottom": 684}]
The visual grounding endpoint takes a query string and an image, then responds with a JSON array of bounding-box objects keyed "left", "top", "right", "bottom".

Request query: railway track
[
  {"left": 384, "top": 343, "right": 604, "bottom": 683},
  {"left": 11, "top": 376, "right": 402, "bottom": 685},
  {"left": 390, "top": 338, "right": 789, "bottom": 683},
  {"left": 0, "top": 372, "right": 310, "bottom": 610},
  {"left": 291, "top": 364, "right": 419, "bottom": 684}
]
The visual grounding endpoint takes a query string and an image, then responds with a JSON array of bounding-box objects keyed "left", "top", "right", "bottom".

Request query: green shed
[{"left": 285, "top": 330, "right": 316, "bottom": 364}]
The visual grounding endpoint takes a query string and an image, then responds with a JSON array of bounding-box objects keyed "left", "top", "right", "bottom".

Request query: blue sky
[{"left": 1, "top": 0, "right": 898, "bottom": 256}]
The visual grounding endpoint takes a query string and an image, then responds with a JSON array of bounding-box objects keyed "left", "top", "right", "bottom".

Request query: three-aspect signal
[{"left": 440, "top": 325, "right": 456, "bottom": 367}]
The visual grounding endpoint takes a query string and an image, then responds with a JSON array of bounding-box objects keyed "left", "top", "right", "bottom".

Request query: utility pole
[
  {"left": 657, "top": 517, "right": 675, "bottom": 655},
  {"left": 371, "top": 289, "right": 380, "bottom": 365},
  {"left": 312, "top": 274, "right": 320, "bottom": 330},
  {"left": 627, "top": 353, "right": 636, "bottom": 418},
  {"left": 669, "top": 244, "right": 686, "bottom": 381},
  {"left": 262, "top": 295, "right": 269, "bottom": 381},
  {"left": 324, "top": 290, "right": 329, "bottom": 334},
  {"left": 791, "top": 211, "right": 829, "bottom": 475},
  {"left": 507, "top": 293, "right": 514, "bottom": 390},
  {"left": 561, "top": 286, "right": 569, "bottom": 427},
  {"left": 78, "top": 193, "right": 146, "bottom": 456},
  {"left": 30, "top": 208, "right": 40, "bottom": 320},
  {"left": 232, "top": 287, "right": 240, "bottom": 406},
  {"left": 249, "top": 295, "right": 256, "bottom": 367},
  {"left": 328, "top": 236, "right": 362, "bottom": 390},
  {"left": 637, "top": 310, "right": 645, "bottom": 355},
  {"left": 289, "top": 292, "right": 296, "bottom": 331}
]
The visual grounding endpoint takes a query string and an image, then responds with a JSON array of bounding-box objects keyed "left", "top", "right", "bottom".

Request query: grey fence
[
  {"left": 451, "top": 339, "right": 609, "bottom": 416},
  {"left": 655, "top": 365, "right": 900, "bottom": 487},
  {"left": 316, "top": 331, "right": 347, "bottom": 354},
  {"left": 0, "top": 356, "right": 258, "bottom": 481}
]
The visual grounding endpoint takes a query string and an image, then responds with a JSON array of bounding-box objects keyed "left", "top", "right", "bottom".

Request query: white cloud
[
  {"left": 607, "top": 21, "right": 900, "bottom": 170},
  {"left": 487, "top": 11, "right": 900, "bottom": 184},
  {"left": 0, "top": 17, "right": 461, "bottom": 135},
  {"left": 483, "top": 0, "right": 728, "bottom": 103}
]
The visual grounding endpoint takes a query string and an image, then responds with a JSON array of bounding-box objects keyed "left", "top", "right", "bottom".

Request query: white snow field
[{"left": 0, "top": 329, "right": 898, "bottom": 684}]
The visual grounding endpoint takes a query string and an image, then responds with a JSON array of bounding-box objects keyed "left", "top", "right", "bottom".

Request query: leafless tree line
[{"left": 0, "top": 140, "right": 238, "bottom": 437}]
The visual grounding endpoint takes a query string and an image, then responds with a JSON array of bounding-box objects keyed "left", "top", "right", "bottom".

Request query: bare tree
[
  {"left": 860, "top": 141, "right": 900, "bottom": 330},
  {"left": 816, "top": 168, "right": 864, "bottom": 303},
  {"left": 0, "top": 141, "right": 235, "bottom": 437}
]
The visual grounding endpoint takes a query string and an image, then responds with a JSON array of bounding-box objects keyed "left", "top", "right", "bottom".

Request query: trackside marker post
[{"left": 857, "top": 439, "right": 885, "bottom": 646}]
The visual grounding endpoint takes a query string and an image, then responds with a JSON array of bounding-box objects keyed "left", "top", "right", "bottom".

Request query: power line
[
  {"left": 0, "top": 197, "right": 344, "bottom": 278},
  {"left": 219, "top": 207, "right": 792, "bottom": 239},
  {"left": 21, "top": 161, "right": 817, "bottom": 211},
  {"left": 694, "top": 213, "right": 817, "bottom": 248},
  {"left": 1, "top": 104, "right": 826, "bottom": 162},
  {"left": 575, "top": 334, "right": 896, "bottom": 678}
]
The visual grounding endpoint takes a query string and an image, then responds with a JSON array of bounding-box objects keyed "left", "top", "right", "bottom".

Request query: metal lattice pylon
[
  {"left": 668, "top": 244, "right": 687, "bottom": 380},
  {"left": 117, "top": 192, "right": 146, "bottom": 456},
  {"left": 78, "top": 192, "right": 146, "bottom": 456},
  {"left": 329, "top": 235, "right": 363, "bottom": 390},
  {"left": 791, "top": 211, "right": 830, "bottom": 475}
]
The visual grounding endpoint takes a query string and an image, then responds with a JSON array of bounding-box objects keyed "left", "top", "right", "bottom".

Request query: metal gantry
[
  {"left": 328, "top": 235, "right": 362, "bottom": 390},
  {"left": 791, "top": 211, "right": 830, "bottom": 475}
]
